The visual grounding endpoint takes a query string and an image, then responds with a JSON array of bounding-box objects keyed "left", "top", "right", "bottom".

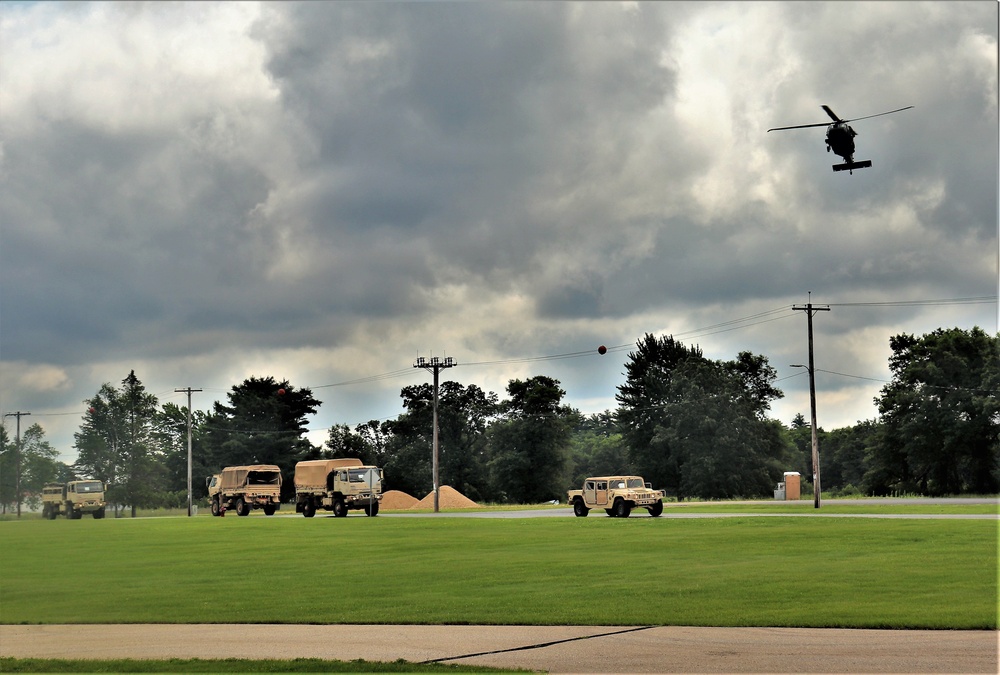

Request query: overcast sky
[{"left": 1, "top": 1, "right": 997, "bottom": 463}]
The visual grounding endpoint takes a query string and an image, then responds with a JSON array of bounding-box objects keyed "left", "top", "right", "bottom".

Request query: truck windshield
[
  {"left": 348, "top": 469, "right": 379, "bottom": 484},
  {"left": 626, "top": 478, "right": 644, "bottom": 489},
  {"left": 76, "top": 481, "right": 103, "bottom": 493}
]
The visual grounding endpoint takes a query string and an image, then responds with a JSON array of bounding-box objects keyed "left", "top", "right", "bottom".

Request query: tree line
[{"left": 2, "top": 326, "right": 996, "bottom": 514}]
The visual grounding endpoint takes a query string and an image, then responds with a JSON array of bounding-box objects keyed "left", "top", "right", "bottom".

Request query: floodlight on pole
[{"left": 413, "top": 355, "right": 456, "bottom": 513}]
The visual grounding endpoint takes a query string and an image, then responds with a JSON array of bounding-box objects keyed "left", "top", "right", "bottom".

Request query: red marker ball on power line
[
  {"left": 598, "top": 345, "right": 607, "bottom": 355},
  {"left": 89, "top": 407, "right": 96, "bottom": 414},
  {"left": 277, "top": 388, "right": 286, "bottom": 396}
]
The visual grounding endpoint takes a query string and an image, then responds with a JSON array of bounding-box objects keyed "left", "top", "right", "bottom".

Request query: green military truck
[
  {"left": 207, "top": 465, "right": 282, "bottom": 517},
  {"left": 294, "top": 458, "right": 383, "bottom": 517},
  {"left": 42, "top": 481, "right": 106, "bottom": 519},
  {"left": 568, "top": 475, "right": 665, "bottom": 518}
]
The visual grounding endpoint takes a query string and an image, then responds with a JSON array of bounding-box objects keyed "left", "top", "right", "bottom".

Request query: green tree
[
  {"left": 380, "top": 382, "right": 498, "bottom": 500},
  {"left": 153, "top": 402, "right": 209, "bottom": 500},
  {"left": 0, "top": 425, "right": 12, "bottom": 512},
  {"left": 17, "top": 423, "right": 64, "bottom": 509},
  {"left": 202, "top": 377, "right": 320, "bottom": 501},
  {"left": 568, "top": 411, "right": 631, "bottom": 489},
  {"left": 822, "top": 420, "right": 877, "bottom": 493},
  {"left": 654, "top": 359, "right": 787, "bottom": 500},
  {"left": 616, "top": 334, "right": 788, "bottom": 500},
  {"left": 75, "top": 371, "right": 159, "bottom": 516},
  {"left": 486, "top": 376, "right": 573, "bottom": 503},
  {"left": 868, "top": 327, "right": 1000, "bottom": 495},
  {"left": 616, "top": 333, "right": 705, "bottom": 493}
]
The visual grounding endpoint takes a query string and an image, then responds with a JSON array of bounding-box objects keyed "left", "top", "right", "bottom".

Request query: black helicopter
[{"left": 768, "top": 105, "right": 913, "bottom": 174}]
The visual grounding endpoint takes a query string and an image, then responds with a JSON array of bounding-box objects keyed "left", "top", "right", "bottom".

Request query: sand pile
[
  {"left": 380, "top": 490, "right": 418, "bottom": 510},
  {"left": 413, "top": 485, "right": 479, "bottom": 509}
]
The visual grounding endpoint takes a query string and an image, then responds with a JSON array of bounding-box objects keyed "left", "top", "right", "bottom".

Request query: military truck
[
  {"left": 207, "top": 465, "right": 282, "bottom": 517},
  {"left": 568, "top": 475, "right": 665, "bottom": 518},
  {"left": 294, "top": 458, "right": 383, "bottom": 517},
  {"left": 42, "top": 480, "right": 106, "bottom": 519}
]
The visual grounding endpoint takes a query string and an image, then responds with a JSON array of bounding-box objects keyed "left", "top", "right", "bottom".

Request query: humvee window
[
  {"left": 627, "top": 478, "right": 644, "bottom": 489},
  {"left": 597, "top": 481, "right": 608, "bottom": 490},
  {"left": 586, "top": 481, "right": 595, "bottom": 490}
]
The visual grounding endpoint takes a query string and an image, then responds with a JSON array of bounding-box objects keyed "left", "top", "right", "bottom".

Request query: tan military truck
[
  {"left": 42, "top": 480, "right": 106, "bottom": 519},
  {"left": 207, "top": 465, "right": 282, "bottom": 517},
  {"left": 294, "top": 458, "right": 383, "bottom": 517},
  {"left": 568, "top": 475, "right": 665, "bottom": 518}
]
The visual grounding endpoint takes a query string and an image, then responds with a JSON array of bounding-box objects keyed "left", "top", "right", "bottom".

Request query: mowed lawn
[{"left": 1, "top": 514, "right": 995, "bottom": 629}]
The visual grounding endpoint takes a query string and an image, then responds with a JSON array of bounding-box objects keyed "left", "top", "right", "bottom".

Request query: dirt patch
[
  {"left": 380, "top": 490, "right": 419, "bottom": 510},
  {"left": 414, "top": 485, "right": 478, "bottom": 509}
]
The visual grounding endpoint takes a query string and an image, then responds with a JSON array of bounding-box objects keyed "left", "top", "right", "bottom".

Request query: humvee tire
[
  {"left": 613, "top": 498, "right": 631, "bottom": 518},
  {"left": 573, "top": 500, "right": 589, "bottom": 517},
  {"left": 647, "top": 500, "right": 663, "bottom": 517}
]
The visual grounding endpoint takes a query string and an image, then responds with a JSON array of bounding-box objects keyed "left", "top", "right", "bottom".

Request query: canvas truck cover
[
  {"left": 294, "top": 458, "right": 364, "bottom": 490},
  {"left": 219, "top": 465, "right": 282, "bottom": 491}
]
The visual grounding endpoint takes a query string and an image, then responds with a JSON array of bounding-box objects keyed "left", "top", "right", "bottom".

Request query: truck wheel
[
  {"left": 302, "top": 500, "right": 316, "bottom": 518},
  {"left": 211, "top": 499, "right": 221, "bottom": 517},
  {"left": 647, "top": 500, "right": 663, "bottom": 517},
  {"left": 333, "top": 498, "right": 348, "bottom": 518},
  {"left": 605, "top": 509, "right": 616, "bottom": 517},
  {"left": 42, "top": 505, "right": 50, "bottom": 519},
  {"left": 93, "top": 509, "right": 105, "bottom": 519},
  {"left": 364, "top": 502, "right": 379, "bottom": 517},
  {"left": 263, "top": 504, "right": 276, "bottom": 516},
  {"left": 613, "top": 498, "right": 631, "bottom": 518},
  {"left": 573, "top": 500, "right": 589, "bottom": 517},
  {"left": 49, "top": 508, "right": 58, "bottom": 520},
  {"left": 236, "top": 497, "right": 250, "bottom": 516}
]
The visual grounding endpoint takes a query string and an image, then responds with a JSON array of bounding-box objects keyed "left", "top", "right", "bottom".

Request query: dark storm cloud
[{"left": 0, "top": 2, "right": 995, "bottom": 455}]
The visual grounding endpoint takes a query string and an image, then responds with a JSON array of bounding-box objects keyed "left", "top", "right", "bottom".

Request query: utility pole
[
  {"left": 174, "top": 388, "right": 201, "bottom": 517},
  {"left": 413, "top": 356, "right": 456, "bottom": 513},
  {"left": 3, "top": 411, "right": 30, "bottom": 518},
  {"left": 792, "top": 295, "right": 829, "bottom": 509}
]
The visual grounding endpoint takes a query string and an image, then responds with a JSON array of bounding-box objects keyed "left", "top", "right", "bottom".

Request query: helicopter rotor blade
[
  {"left": 821, "top": 105, "right": 842, "bottom": 122},
  {"left": 843, "top": 105, "right": 914, "bottom": 124},
  {"left": 767, "top": 122, "right": 832, "bottom": 132}
]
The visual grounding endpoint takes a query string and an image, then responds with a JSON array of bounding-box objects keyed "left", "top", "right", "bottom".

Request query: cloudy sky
[{"left": 1, "top": 1, "right": 997, "bottom": 463}]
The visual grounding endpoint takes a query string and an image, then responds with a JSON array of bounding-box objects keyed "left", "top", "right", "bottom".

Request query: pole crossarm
[{"left": 413, "top": 356, "right": 456, "bottom": 513}]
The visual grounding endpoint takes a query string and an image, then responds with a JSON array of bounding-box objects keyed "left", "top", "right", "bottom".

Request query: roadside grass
[
  {"left": 0, "top": 657, "right": 522, "bottom": 673},
  {"left": 1, "top": 514, "right": 994, "bottom": 629}
]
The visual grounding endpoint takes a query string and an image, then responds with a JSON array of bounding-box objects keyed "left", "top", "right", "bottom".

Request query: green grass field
[{"left": 1, "top": 512, "right": 995, "bottom": 630}]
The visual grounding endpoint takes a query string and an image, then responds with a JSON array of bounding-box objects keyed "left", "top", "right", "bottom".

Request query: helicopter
[{"left": 768, "top": 105, "right": 913, "bottom": 174}]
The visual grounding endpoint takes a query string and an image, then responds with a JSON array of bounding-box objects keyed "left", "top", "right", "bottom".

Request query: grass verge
[{"left": 1, "top": 514, "right": 995, "bottom": 629}]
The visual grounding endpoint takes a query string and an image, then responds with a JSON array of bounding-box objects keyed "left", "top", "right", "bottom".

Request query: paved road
[{"left": 3, "top": 624, "right": 997, "bottom": 673}]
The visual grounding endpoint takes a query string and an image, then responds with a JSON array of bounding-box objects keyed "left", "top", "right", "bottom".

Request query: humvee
[
  {"left": 207, "top": 465, "right": 282, "bottom": 516},
  {"left": 294, "top": 458, "right": 383, "bottom": 517},
  {"left": 568, "top": 476, "right": 665, "bottom": 518},
  {"left": 42, "top": 481, "right": 106, "bottom": 519}
]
